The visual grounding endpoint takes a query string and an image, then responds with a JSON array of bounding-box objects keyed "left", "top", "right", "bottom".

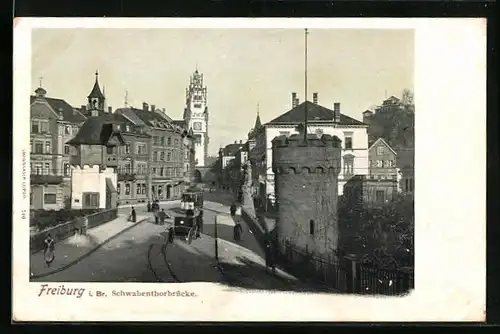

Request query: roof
[
  {"left": 254, "top": 113, "right": 262, "bottom": 129},
  {"left": 368, "top": 137, "right": 397, "bottom": 155},
  {"left": 382, "top": 96, "right": 401, "bottom": 105},
  {"left": 66, "top": 115, "right": 126, "bottom": 146},
  {"left": 267, "top": 101, "right": 365, "bottom": 126},
  {"left": 88, "top": 73, "right": 105, "bottom": 99},
  {"left": 30, "top": 95, "right": 87, "bottom": 124},
  {"left": 173, "top": 120, "right": 187, "bottom": 128},
  {"left": 116, "top": 107, "right": 177, "bottom": 131},
  {"left": 221, "top": 143, "right": 244, "bottom": 156}
]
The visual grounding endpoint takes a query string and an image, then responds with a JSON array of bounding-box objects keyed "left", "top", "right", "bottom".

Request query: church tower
[
  {"left": 87, "top": 70, "right": 106, "bottom": 116},
  {"left": 184, "top": 69, "right": 209, "bottom": 168}
]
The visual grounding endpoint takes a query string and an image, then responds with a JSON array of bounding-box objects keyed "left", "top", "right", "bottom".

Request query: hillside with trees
[{"left": 367, "top": 89, "right": 415, "bottom": 149}]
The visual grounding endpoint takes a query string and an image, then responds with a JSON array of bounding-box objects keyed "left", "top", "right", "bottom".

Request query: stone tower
[
  {"left": 272, "top": 133, "right": 342, "bottom": 259},
  {"left": 183, "top": 69, "right": 209, "bottom": 168}
]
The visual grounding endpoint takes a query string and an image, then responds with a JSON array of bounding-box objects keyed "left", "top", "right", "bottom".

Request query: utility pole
[
  {"left": 214, "top": 215, "right": 219, "bottom": 262},
  {"left": 304, "top": 28, "right": 309, "bottom": 143}
]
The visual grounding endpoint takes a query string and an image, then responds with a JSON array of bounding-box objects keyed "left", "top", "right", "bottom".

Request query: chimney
[
  {"left": 234, "top": 140, "right": 237, "bottom": 144},
  {"left": 142, "top": 102, "right": 148, "bottom": 111},
  {"left": 292, "top": 92, "right": 297, "bottom": 107},
  {"left": 239, "top": 140, "right": 242, "bottom": 144},
  {"left": 333, "top": 103, "right": 341, "bottom": 123},
  {"left": 151, "top": 104, "right": 156, "bottom": 112},
  {"left": 108, "top": 106, "right": 112, "bottom": 113},
  {"left": 313, "top": 93, "right": 318, "bottom": 104},
  {"left": 363, "top": 110, "right": 373, "bottom": 125}
]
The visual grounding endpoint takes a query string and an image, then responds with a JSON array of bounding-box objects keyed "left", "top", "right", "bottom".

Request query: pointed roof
[
  {"left": 267, "top": 101, "right": 364, "bottom": 126},
  {"left": 30, "top": 95, "right": 87, "bottom": 124},
  {"left": 368, "top": 137, "right": 397, "bottom": 155},
  {"left": 87, "top": 71, "right": 105, "bottom": 99},
  {"left": 254, "top": 112, "right": 262, "bottom": 129}
]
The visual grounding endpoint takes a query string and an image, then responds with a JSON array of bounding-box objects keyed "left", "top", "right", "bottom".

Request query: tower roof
[
  {"left": 87, "top": 71, "right": 105, "bottom": 99},
  {"left": 254, "top": 112, "right": 262, "bottom": 129}
]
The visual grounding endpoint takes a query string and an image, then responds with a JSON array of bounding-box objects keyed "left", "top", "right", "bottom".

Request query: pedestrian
[
  {"left": 230, "top": 203, "right": 237, "bottom": 217},
  {"left": 147, "top": 201, "right": 151, "bottom": 212},
  {"left": 196, "top": 210, "right": 204, "bottom": 237},
  {"left": 131, "top": 207, "right": 137, "bottom": 223},
  {"left": 43, "top": 234, "right": 55, "bottom": 267},
  {"left": 159, "top": 208, "right": 166, "bottom": 225},
  {"left": 233, "top": 222, "right": 243, "bottom": 241}
]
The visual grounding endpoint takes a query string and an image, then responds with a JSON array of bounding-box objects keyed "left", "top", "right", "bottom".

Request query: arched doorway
[
  {"left": 194, "top": 169, "right": 202, "bottom": 183},
  {"left": 166, "top": 185, "right": 172, "bottom": 199}
]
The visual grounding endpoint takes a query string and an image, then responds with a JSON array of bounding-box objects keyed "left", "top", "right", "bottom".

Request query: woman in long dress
[{"left": 43, "top": 234, "right": 55, "bottom": 267}]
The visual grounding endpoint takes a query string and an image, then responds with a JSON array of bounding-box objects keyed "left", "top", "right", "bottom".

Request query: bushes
[
  {"left": 339, "top": 196, "right": 414, "bottom": 270},
  {"left": 30, "top": 209, "right": 101, "bottom": 232}
]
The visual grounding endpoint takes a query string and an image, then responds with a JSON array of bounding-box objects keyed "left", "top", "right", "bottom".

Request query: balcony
[{"left": 30, "top": 173, "right": 64, "bottom": 185}]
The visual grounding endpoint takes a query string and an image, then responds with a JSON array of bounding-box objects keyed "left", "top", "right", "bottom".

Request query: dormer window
[{"left": 126, "top": 125, "right": 130, "bottom": 132}]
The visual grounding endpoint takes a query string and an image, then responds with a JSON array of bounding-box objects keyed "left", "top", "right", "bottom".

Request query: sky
[{"left": 31, "top": 28, "right": 414, "bottom": 156}]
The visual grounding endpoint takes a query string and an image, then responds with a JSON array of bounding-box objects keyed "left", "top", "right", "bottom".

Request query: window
[
  {"left": 377, "top": 146, "right": 384, "bottom": 155},
  {"left": 376, "top": 190, "right": 385, "bottom": 203},
  {"left": 33, "top": 163, "right": 42, "bottom": 175},
  {"left": 124, "top": 144, "right": 131, "bottom": 154},
  {"left": 344, "top": 137, "right": 353, "bottom": 149},
  {"left": 125, "top": 183, "right": 131, "bottom": 195},
  {"left": 65, "top": 125, "right": 71, "bottom": 135},
  {"left": 137, "top": 183, "right": 142, "bottom": 195},
  {"left": 343, "top": 155, "right": 354, "bottom": 178},
  {"left": 64, "top": 145, "right": 70, "bottom": 155},
  {"left": 167, "top": 152, "right": 172, "bottom": 161},
  {"left": 160, "top": 151, "right": 165, "bottom": 161},
  {"left": 152, "top": 167, "right": 157, "bottom": 175},
  {"left": 107, "top": 146, "right": 114, "bottom": 154},
  {"left": 125, "top": 125, "right": 130, "bottom": 132},
  {"left": 376, "top": 160, "right": 383, "bottom": 168},
  {"left": 193, "top": 135, "right": 202, "bottom": 144},
  {"left": 117, "top": 183, "right": 121, "bottom": 195},
  {"left": 153, "top": 151, "right": 158, "bottom": 162},
  {"left": 160, "top": 167, "right": 164, "bottom": 177},
  {"left": 136, "top": 143, "right": 147, "bottom": 155},
  {"left": 31, "top": 120, "right": 39, "bottom": 133},
  {"left": 141, "top": 184, "right": 146, "bottom": 195},
  {"left": 83, "top": 192, "right": 99, "bottom": 208},
  {"left": 174, "top": 139, "right": 179, "bottom": 146},
  {"left": 124, "top": 163, "right": 131, "bottom": 174},
  {"left": 45, "top": 141, "right": 51, "bottom": 153},
  {"left": 44, "top": 193, "right": 57, "bottom": 204},
  {"left": 63, "top": 163, "right": 70, "bottom": 176},
  {"left": 309, "top": 220, "right": 315, "bottom": 236},
  {"left": 389, "top": 160, "right": 395, "bottom": 167},
  {"left": 167, "top": 137, "right": 172, "bottom": 146},
  {"left": 160, "top": 137, "right": 165, "bottom": 146},
  {"left": 44, "top": 163, "right": 51, "bottom": 175}
]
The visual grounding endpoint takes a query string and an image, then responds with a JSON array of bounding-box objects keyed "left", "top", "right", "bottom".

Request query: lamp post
[{"left": 214, "top": 215, "right": 219, "bottom": 262}]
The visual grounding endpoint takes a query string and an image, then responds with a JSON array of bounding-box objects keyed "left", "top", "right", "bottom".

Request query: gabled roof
[
  {"left": 30, "top": 95, "right": 87, "bottom": 124},
  {"left": 66, "top": 115, "right": 128, "bottom": 146},
  {"left": 368, "top": 137, "right": 397, "bottom": 155},
  {"left": 267, "top": 101, "right": 365, "bottom": 126}
]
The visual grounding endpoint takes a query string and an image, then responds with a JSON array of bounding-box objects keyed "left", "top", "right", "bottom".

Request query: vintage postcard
[{"left": 12, "top": 18, "right": 486, "bottom": 322}]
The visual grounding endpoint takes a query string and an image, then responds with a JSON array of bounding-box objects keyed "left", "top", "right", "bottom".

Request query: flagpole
[{"left": 304, "top": 28, "right": 309, "bottom": 143}]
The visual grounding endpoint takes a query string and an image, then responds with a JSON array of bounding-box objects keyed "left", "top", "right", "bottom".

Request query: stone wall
[{"left": 30, "top": 208, "right": 117, "bottom": 253}]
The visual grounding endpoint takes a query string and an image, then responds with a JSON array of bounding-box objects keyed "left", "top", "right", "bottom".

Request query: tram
[{"left": 180, "top": 187, "right": 204, "bottom": 213}]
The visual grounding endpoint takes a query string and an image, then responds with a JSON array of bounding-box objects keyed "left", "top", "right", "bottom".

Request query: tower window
[{"left": 309, "top": 220, "right": 315, "bottom": 236}]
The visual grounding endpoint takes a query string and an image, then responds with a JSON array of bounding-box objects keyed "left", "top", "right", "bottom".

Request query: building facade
[
  {"left": 368, "top": 137, "right": 398, "bottom": 180},
  {"left": 183, "top": 69, "right": 209, "bottom": 170},
  {"left": 343, "top": 175, "right": 398, "bottom": 209},
  {"left": 116, "top": 103, "right": 192, "bottom": 201},
  {"left": 30, "top": 86, "right": 87, "bottom": 210},
  {"left": 249, "top": 94, "right": 369, "bottom": 210}
]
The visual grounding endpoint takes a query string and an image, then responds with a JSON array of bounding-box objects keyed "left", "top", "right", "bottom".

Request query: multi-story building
[
  {"left": 116, "top": 102, "right": 190, "bottom": 201},
  {"left": 249, "top": 93, "right": 369, "bottom": 209},
  {"left": 30, "top": 86, "right": 87, "bottom": 210},
  {"left": 218, "top": 141, "right": 246, "bottom": 189},
  {"left": 368, "top": 137, "right": 398, "bottom": 180},
  {"left": 343, "top": 175, "right": 397, "bottom": 209},
  {"left": 183, "top": 69, "right": 209, "bottom": 175}
]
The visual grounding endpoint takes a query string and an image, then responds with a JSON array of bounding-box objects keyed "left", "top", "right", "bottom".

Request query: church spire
[
  {"left": 88, "top": 70, "right": 105, "bottom": 99},
  {"left": 254, "top": 103, "right": 262, "bottom": 129}
]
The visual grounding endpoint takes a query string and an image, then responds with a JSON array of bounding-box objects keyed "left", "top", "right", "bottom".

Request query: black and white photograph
[{"left": 13, "top": 18, "right": 485, "bottom": 322}]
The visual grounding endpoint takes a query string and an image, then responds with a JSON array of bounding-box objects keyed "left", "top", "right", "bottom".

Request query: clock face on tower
[{"left": 193, "top": 122, "right": 202, "bottom": 130}]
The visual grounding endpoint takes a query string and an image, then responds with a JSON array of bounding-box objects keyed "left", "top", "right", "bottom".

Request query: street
[{"left": 32, "top": 191, "right": 332, "bottom": 292}]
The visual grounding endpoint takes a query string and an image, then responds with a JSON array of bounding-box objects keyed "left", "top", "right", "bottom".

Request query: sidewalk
[
  {"left": 30, "top": 213, "right": 149, "bottom": 279},
  {"left": 118, "top": 199, "right": 180, "bottom": 209}
]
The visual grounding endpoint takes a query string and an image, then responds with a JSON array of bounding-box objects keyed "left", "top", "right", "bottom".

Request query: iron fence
[{"left": 280, "top": 239, "right": 413, "bottom": 296}]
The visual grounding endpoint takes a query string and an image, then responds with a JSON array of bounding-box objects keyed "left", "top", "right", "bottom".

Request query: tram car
[
  {"left": 168, "top": 210, "right": 199, "bottom": 244},
  {"left": 180, "top": 187, "right": 204, "bottom": 213}
]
